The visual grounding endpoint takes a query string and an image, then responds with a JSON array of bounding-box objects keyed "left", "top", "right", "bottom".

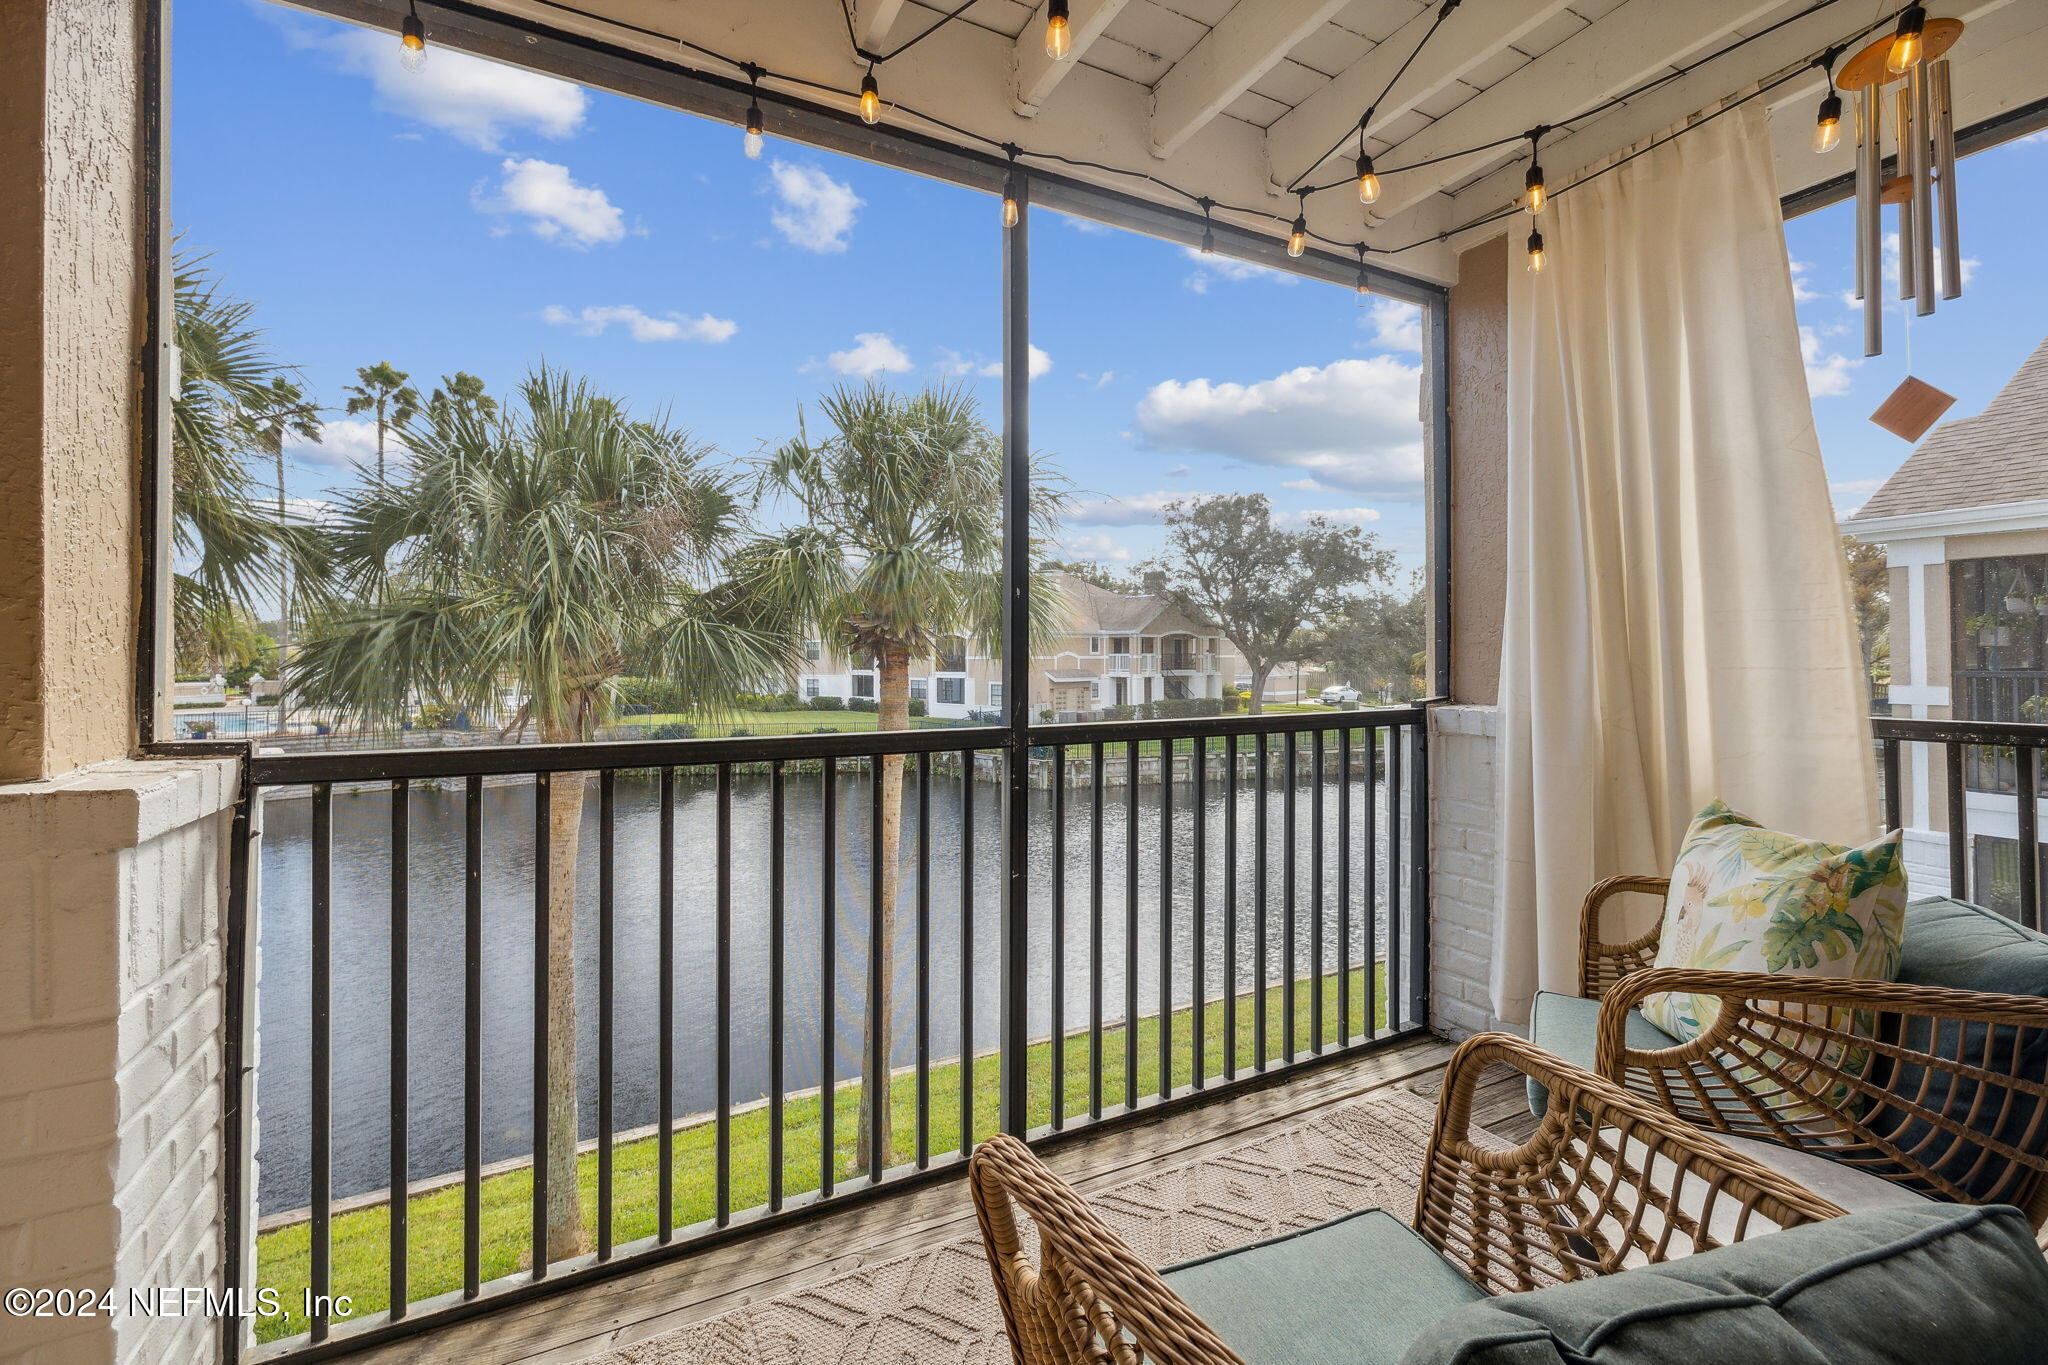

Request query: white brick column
[
  {"left": 1428, "top": 706, "right": 1508, "bottom": 1039},
  {"left": 0, "top": 758, "right": 239, "bottom": 1364}
]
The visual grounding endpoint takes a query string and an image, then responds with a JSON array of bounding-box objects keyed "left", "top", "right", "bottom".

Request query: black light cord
[
  {"left": 478, "top": 0, "right": 1915, "bottom": 260},
  {"left": 1285, "top": 0, "right": 1463, "bottom": 193}
]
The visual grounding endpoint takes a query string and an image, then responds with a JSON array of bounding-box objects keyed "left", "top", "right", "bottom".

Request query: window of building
[
  {"left": 988, "top": 683, "right": 1003, "bottom": 710},
  {"left": 1110, "top": 636, "right": 1129, "bottom": 653},
  {"left": 935, "top": 637, "right": 966, "bottom": 672},
  {"left": 1088, "top": 636, "right": 1102, "bottom": 654},
  {"left": 909, "top": 678, "right": 927, "bottom": 701},
  {"left": 936, "top": 677, "right": 965, "bottom": 705},
  {"left": 1952, "top": 555, "right": 2048, "bottom": 722},
  {"left": 851, "top": 674, "right": 876, "bottom": 699},
  {"left": 803, "top": 677, "right": 820, "bottom": 699},
  {"left": 803, "top": 638, "right": 822, "bottom": 662}
]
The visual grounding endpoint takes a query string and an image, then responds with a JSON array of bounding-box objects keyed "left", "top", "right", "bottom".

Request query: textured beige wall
[
  {"left": 1446, "top": 238, "right": 1509, "bottom": 706},
  {"left": 0, "top": 0, "right": 143, "bottom": 782}
]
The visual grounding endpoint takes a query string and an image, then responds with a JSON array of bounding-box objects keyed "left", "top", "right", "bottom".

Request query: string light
[
  {"left": 1522, "top": 129, "right": 1547, "bottom": 215},
  {"left": 859, "top": 70, "right": 882, "bottom": 125},
  {"left": 1356, "top": 153, "right": 1381, "bottom": 205},
  {"left": 1887, "top": 4, "right": 1927, "bottom": 74},
  {"left": 1526, "top": 227, "right": 1545, "bottom": 273},
  {"left": 1044, "top": 0, "right": 1072, "bottom": 60},
  {"left": 1812, "top": 55, "right": 1842, "bottom": 155},
  {"left": 1001, "top": 148, "right": 1021, "bottom": 228},
  {"left": 1287, "top": 194, "right": 1308, "bottom": 258},
  {"left": 1198, "top": 198, "right": 1215, "bottom": 254},
  {"left": 399, "top": 2, "right": 426, "bottom": 71},
  {"left": 743, "top": 66, "right": 765, "bottom": 159},
  {"left": 1354, "top": 245, "right": 1371, "bottom": 296}
]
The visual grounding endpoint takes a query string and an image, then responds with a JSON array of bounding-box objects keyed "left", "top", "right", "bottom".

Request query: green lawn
[{"left": 255, "top": 964, "right": 1388, "bottom": 1341}]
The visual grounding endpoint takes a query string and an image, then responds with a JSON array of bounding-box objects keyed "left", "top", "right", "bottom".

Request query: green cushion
[
  {"left": 1161, "top": 1207, "right": 1486, "bottom": 1363},
  {"left": 1526, "top": 990, "right": 1681, "bottom": 1118},
  {"left": 1399, "top": 1204, "right": 2048, "bottom": 1365},
  {"left": 1863, "top": 897, "right": 2048, "bottom": 1201}
]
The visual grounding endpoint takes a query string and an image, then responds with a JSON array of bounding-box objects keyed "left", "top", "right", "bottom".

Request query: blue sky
[
  {"left": 174, "top": 0, "right": 1427, "bottom": 583},
  {"left": 175, "top": 0, "right": 2047, "bottom": 584}
]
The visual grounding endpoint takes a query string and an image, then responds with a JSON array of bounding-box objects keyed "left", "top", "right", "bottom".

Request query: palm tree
[
  {"left": 429, "top": 370, "right": 497, "bottom": 428},
  {"left": 289, "top": 365, "right": 793, "bottom": 1261},
  {"left": 343, "top": 361, "right": 421, "bottom": 483},
  {"left": 247, "top": 376, "right": 322, "bottom": 725},
  {"left": 734, "top": 382, "right": 1069, "bottom": 1169},
  {"left": 170, "top": 254, "right": 311, "bottom": 672}
]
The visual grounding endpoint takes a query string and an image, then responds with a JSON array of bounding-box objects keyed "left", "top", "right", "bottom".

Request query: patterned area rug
[{"left": 589, "top": 1085, "right": 1443, "bottom": 1365}]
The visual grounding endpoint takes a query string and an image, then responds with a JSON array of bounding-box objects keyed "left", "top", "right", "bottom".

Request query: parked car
[{"left": 1318, "top": 684, "right": 1361, "bottom": 705}]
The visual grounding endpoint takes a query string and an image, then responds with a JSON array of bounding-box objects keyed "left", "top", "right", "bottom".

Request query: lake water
[{"left": 252, "top": 763, "right": 1405, "bottom": 1213}]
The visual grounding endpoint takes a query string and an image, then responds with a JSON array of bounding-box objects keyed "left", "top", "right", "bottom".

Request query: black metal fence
[
  {"left": 1875, "top": 715, "right": 2048, "bottom": 929},
  {"left": 223, "top": 704, "right": 1431, "bottom": 1357}
]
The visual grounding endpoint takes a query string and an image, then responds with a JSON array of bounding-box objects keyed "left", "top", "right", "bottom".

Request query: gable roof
[
  {"left": 1047, "top": 572, "right": 1215, "bottom": 636},
  {"left": 1849, "top": 338, "right": 2048, "bottom": 522}
]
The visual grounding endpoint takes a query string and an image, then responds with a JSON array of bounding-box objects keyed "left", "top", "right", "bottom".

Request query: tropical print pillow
[{"left": 1641, "top": 800, "right": 1907, "bottom": 1043}]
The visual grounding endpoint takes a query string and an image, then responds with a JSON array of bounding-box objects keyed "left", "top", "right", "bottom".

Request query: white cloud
[
  {"left": 1182, "top": 247, "right": 1298, "bottom": 294},
  {"left": 1276, "top": 506, "right": 1381, "bottom": 527},
  {"left": 1135, "top": 356, "right": 1425, "bottom": 496},
  {"left": 1829, "top": 477, "right": 1886, "bottom": 515},
  {"left": 1364, "top": 298, "right": 1422, "bottom": 352},
  {"left": 1077, "top": 371, "right": 1117, "bottom": 389},
  {"left": 1840, "top": 232, "right": 1980, "bottom": 308},
  {"left": 935, "top": 345, "right": 1053, "bottom": 381},
  {"left": 1789, "top": 258, "right": 1820, "bottom": 302},
  {"left": 767, "top": 161, "right": 862, "bottom": 252},
  {"left": 1055, "top": 531, "right": 1133, "bottom": 563},
  {"left": 304, "top": 27, "right": 585, "bottom": 152},
  {"left": 542, "top": 304, "right": 736, "bottom": 343},
  {"left": 1165, "top": 464, "right": 1191, "bottom": 477},
  {"left": 476, "top": 158, "right": 628, "bottom": 248},
  {"left": 825, "top": 331, "right": 913, "bottom": 377},
  {"left": 1282, "top": 477, "right": 1326, "bottom": 492},
  {"left": 289, "top": 418, "right": 397, "bottom": 471},
  {"left": 1067, "top": 490, "right": 1214, "bottom": 527},
  {"left": 1801, "top": 325, "right": 1861, "bottom": 398}
]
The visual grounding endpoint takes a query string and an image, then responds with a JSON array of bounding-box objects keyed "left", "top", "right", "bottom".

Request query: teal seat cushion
[
  {"left": 1399, "top": 1204, "right": 2048, "bottom": 1365},
  {"left": 1526, "top": 991, "right": 1681, "bottom": 1118},
  {"left": 1162, "top": 1208, "right": 1486, "bottom": 1364},
  {"left": 1862, "top": 897, "right": 2048, "bottom": 1201}
]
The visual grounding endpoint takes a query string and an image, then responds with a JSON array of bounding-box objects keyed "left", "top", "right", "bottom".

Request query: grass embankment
[{"left": 256, "top": 964, "right": 1389, "bottom": 1340}]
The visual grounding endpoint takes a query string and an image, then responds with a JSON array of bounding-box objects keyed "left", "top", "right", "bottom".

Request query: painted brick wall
[
  {"left": 1428, "top": 706, "right": 1508, "bottom": 1039},
  {"left": 0, "top": 758, "right": 237, "bottom": 1364}
]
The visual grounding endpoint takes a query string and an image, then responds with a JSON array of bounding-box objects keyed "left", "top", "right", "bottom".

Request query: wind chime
[{"left": 1840, "top": 7, "right": 1965, "bottom": 360}]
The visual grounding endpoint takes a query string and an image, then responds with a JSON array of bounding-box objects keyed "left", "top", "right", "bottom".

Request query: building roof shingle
[{"left": 1849, "top": 337, "right": 2048, "bottom": 521}]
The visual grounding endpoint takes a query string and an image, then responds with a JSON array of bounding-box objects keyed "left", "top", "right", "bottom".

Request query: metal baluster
[
  {"left": 1311, "top": 731, "right": 1325, "bottom": 1053},
  {"left": 1387, "top": 730, "right": 1405, "bottom": 1031},
  {"left": 961, "top": 751, "right": 976, "bottom": 1154},
  {"left": 916, "top": 752, "right": 932, "bottom": 1166},
  {"left": 597, "top": 770, "right": 615, "bottom": 1259},
  {"left": 1089, "top": 742, "right": 1105, "bottom": 1121},
  {"left": 1947, "top": 744, "right": 1969, "bottom": 902},
  {"left": 821, "top": 757, "right": 837, "bottom": 1197},
  {"left": 769, "top": 762, "right": 786, "bottom": 1211},
  {"left": 1191, "top": 735, "right": 1207, "bottom": 1089},
  {"left": 1125, "top": 739, "right": 1140, "bottom": 1108},
  {"left": 1254, "top": 732, "right": 1269, "bottom": 1070},
  {"left": 1282, "top": 730, "right": 1297, "bottom": 1062},
  {"left": 463, "top": 774, "right": 484, "bottom": 1295},
  {"left": 2019, "top": 747, "right": 2041, "bottom": 932},
  {"left": 1364, "top": 728, "right": 1380, "bottom": 1037},
  {"left": 388, "top": 780, "right": 409, "bottom": 1316},
  {"left": 716, "top": 764, "right": 733, "bottom": 1222},
  {"left": 530, "top": 773, "right": 550, "bottom": 1280},
  {"left": 1050, "top": 745, "right": 1066, "bottom": 1129},
  {"left": 1224, "top": 734, "right": 1239, "bottom": 1080},
  {"left": 1882, "top": 739, "right": 1903, "bottom": 834},
  {"left": 1408, "top": 724, "right": 1430, "bottom": 1031},
  {"left": 658, "top": 766, "right": 675, "bottom": 1243},
  {"left": 1338, "top": 728, "right": 1352, "bottom": 1043},
  {"left": 1159, "top": 739, "right": 1174, "bottom": 1098},
  {"left": 309, "top": 782, "right": 332, "bottom": 1343},
  {"left": 866, "top": 759, "right": 885, "bottom": 1183}
]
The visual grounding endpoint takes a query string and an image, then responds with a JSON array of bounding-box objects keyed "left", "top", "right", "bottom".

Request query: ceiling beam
[
  {"left": 853, "top": 0, "right": 907, "bottom": 57},
  {"left": 1265, "top": 0, "right": 1574, "bottom": 194},
  {"left": 1360, "top": 0, "right": 1787, "bottom": 226},
  {"left": 1433, "top": 0, "right": 2017, "bottom": 237},
  {"left": 1013, "top": 0, "right": 1130, "bottom": 116},
  {"left": 1148, "top": 0, "right": 1350, "bottom": 160}
]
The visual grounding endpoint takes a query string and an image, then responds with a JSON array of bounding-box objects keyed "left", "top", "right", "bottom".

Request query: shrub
[
  {"left": 908, "top": 698, "right": 927, "bottom": 717},
  {"left": 809, "top": 695, "right": 845, "bottom": 711},
  {"left": 1102, "top": 704, "right": 1136, "bottom": 722},
  {"left": 846, "top": 697, "right": 879, "bottom": 713},
  {"left": 648, "top": 722, "right": 697, "bottom": 741},
  {"left": 728, "top": 727, "right": 753, "bottom": 738},
  {"left": 185, "top": 721, "right": 217, "bottom": 738}
]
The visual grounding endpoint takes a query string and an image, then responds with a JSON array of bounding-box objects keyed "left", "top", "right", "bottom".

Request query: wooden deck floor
[{"left": 344, "top": 1034, "right": 1531, "bottom": 1365}]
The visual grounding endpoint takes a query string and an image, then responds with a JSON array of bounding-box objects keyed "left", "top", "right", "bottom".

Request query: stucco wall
[
  {"left": 1446, "top": 238, "right": 1508, "bottom": 707},
  {"left": 0, "top": 0, "right": 143, "bottom": 782}
]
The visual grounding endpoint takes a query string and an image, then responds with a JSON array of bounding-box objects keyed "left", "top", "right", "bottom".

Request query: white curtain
[{"left": 1492, "top": 95, "right": 1878, "bottom": 1025}]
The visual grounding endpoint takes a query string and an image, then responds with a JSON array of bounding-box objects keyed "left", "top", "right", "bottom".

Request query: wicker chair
[
  {"left": 969, "top": 1033, "right": 1843, "bottom": 1365},
  {"left": 1577, "top": 877, "right": 2048, "bottom": 1227}
]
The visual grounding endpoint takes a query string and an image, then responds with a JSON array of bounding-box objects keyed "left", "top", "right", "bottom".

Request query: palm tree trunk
[
  {"left": 855, "top": 642, "right": 909, "bottom": 1170},
  {"left": 542, "top": 732, "right": 588, "bottom": 1263}
]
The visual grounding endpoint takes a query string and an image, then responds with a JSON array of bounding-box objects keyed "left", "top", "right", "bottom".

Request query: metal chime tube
[
  {"left": 1912, "top": 60, "right": 1937, "bottom": 316},
  {"left": 1860, "top": 85, "right": 1883, "bottom": 356},
  {"left": 1933, "top": 58, "right": 1962, "bottom": 301},
  {"left": 1895, "top": 86, "right": 1916, "bottom": 303}
]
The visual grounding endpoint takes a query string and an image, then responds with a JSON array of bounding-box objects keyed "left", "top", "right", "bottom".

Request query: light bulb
[
  {"left": 1199, "top": 223, "right": 1214, "bottom": 254},
  {"left": 1524, "top": 163, "right": 1546, "bottom": 215},
  {"left": 1526, "top": 228, "right": 1545, "bottom": 274},
  {"left": 744, "top": 102, "right": 765, "bottom": 159},
  {"left": 400, "top": 13, "right": 426, "bottom": 72},
  {"left": 1813, "top": 92, "right": 1842, "bottom": 154},
  {"left": 1356, "top": 154, "right": 1381, "bottom": 205},
  {"left": 1045, "top": 0, "right": 1072, "bottom": 60},
  {"left": 1355, "top": 269, "right": 1370, "bottom": 296},
  {"left": 1887, "top": 5, "right": 1926, "bottom": 74},
  {"left": 859, "top": 73, "right": 882, "bottom": 126},
  {"left": 1002, "top": 176, "right": 1020, "bottom": 228},
  {"left": 1287, "top": 215, "right": 1308, "bottom": 258}
]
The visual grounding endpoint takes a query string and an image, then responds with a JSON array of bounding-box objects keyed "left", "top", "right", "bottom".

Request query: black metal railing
[
  {"left": 223, "top": 704, "right": 1431, "bottom": 1358},
  {"left": 1875, "top": 715, "right": 2048, "bottom": 929}
]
